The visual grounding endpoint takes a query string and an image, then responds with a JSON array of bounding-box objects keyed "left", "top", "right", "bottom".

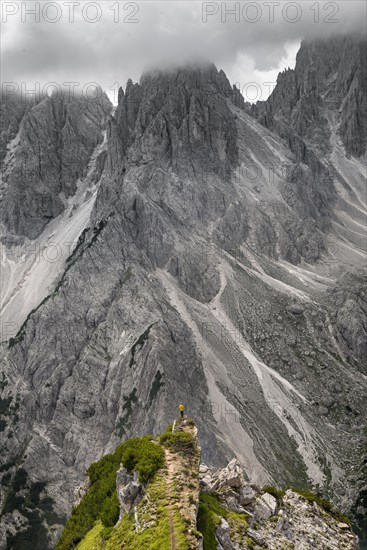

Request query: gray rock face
[
  {"left": 116, "top": 467, "right": 143, "bottom": 517},
  {"left": 0, "top": 39, "right": 366, "bottom": 549},
  {"left": 253, "top": 35, "right": 367, "bottom": 157},
  {"left": 0, "top": 94, "right": 30, "bottom": 166},
  {"left": 0, "top": 91, "right": 112, "bottom": 239},
  {"left": 326, "top": 272, "right": 367, "bottom": 366},
  {"left": 106, "top": 63, "right": 239, "bottom": 185}
]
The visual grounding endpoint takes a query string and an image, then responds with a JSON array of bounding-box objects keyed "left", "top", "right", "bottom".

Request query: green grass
[
  {"left": 159, "top": 430, "right": 196, "bottom": 455},
  {"left": 197, "top": 494, "right": 227, "bottom": 550},
  {"left": 75, "top": 522, "right": 104, "bottom": 550},
  {"left": 197, "top": 493, "right": 248, "bottom": 550},
  {"left": 103, "top": 474, "right": 174, "bottom": 550},
  {"left": 72, "top": 423, "right": 201, "bottom": 550},
  {"left": 57, "top": 436, "right": 164, "bottom": 550}
]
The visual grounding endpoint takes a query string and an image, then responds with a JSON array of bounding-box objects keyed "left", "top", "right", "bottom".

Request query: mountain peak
[{"left": 108, "top": 63, "right": 242, "bottom": 180}]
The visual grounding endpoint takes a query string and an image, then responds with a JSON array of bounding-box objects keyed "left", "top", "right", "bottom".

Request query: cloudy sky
[{"left": 1, "top": 0, "right": 366, "bottom": 103}]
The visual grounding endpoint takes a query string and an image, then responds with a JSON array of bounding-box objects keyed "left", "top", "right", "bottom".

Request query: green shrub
[
  {"left": 120, "top": 436, "right": 165, "bottom": 484},
  {"left": 159, "top": 431, "right": 195, "bottom": 455},
  {"left": 197, "top": 493, "right": 228, "bottom": 550},
  {"left": 57, "top": 436, "right": 164, "bottom": 550},
  {"left": 100, "top": 492, "right": 120, "bottom": 527}
]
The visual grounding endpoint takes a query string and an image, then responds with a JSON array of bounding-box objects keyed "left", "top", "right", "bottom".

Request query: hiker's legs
[{"left": 180, "top": 411, "right": 184, "bottom": 419}]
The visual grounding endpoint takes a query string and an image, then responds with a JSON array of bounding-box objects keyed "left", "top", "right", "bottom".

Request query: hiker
[{"left": 179, "top": 403, "right": 185, "bottom": 419}]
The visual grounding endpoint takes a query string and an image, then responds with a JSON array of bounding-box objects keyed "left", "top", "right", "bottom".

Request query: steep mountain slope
[
  {"left": 57, "top": 420, "right": 360, "bottom": 550},
  {"left": 0, "top": 92, "right": 112, "bottom": 339},
  {"left": 0, "top": 37, "right": 366, "bottom": 549}
]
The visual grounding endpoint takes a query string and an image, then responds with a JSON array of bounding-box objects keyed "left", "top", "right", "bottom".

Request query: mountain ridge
[
  {"left": 0, "top": 35, "right": 366, "bottom": 549},
  {"left": 56, "top": 419, "right": 360, "bottom": 550}
]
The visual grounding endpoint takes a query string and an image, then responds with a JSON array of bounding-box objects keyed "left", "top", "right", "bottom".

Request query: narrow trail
[
  {"left": 164, "top": 420, "right": 200, "bottom": 549},
  {"left": 165, "top": 448, "right": 178, "bottom": 550}
]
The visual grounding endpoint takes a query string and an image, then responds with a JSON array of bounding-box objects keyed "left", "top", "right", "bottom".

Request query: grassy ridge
[{"left": 56, "top": 436, "right": 164, "bottom": 550}]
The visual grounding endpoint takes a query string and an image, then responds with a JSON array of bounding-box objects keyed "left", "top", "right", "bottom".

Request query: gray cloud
[{"left": 1, "top": 0, "right": 366, "bottom": 102}]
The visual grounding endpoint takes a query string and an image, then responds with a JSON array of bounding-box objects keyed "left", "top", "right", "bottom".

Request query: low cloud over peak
[{"left": 1, "top": 1, "right": 366, "bottom": 103}]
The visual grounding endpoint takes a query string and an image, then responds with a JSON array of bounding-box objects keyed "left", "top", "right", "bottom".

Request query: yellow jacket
[{"left": 178, "top": 404, "right": 185, "bottom": 412}]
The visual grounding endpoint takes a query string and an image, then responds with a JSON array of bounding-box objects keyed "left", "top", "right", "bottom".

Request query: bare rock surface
[{"left": 203, "top": 460, "right": 359, "bottom": 549}]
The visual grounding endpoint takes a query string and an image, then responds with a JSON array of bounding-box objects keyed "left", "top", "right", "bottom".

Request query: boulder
[
  {"left": 215, "top": 518, "right": 236, "bottom": 550},
  {"left": 338, "top": 523, "right": 351, "bottom": 530},
  {"left": 239, "top": 485, "right": 257, "bottom": 506},
  {"left": 220, "top": 458, "right": 244, "bottom": 488},
  {"left": 225, "top": 495, "right": 246, "bottom": 513},
  {"left": 286, "top": 304, "right": 305, "bottom": 316},
  {"left": 254, "top": 492, "right": 277, "bottom": 519},
  {"left": 247, "top": 529, "right": 265, "bottom": 545},
  {"left": 200, "top": 475, "right": 220, "bottom": 492}
]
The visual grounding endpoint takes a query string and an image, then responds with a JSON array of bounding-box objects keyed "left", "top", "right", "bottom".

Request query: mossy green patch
[
  {"left": 159, "top": 429, "right": 196, "bottom": 455},
  {"left": 129, "top": 324, "right": 154, "bottom": 368},
  {"left": 103, "top": 472, "right": 173, "bottom": 550},
  {"left": 148, "top": 370, "right": 165, "bottom": 406},
  {"left": 197, "top": 493, "right": 227, "bottom": 550},
  {"left": 197, "top": 493, "right": 248, "bottom": 550},
  {"left": 75, "top": 522, "right": 104, "bottom": 550},
  {"left": 57, "top": 436, "right": 164, "bottom": 550}
]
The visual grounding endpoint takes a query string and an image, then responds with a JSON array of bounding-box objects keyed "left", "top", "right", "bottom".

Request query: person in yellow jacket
[{"left": 178, "top": 403, "right": 185, "bottom": 419}]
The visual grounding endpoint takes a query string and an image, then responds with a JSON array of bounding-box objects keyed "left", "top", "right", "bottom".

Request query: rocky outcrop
[
  {"left": 55, "top": 425, "right": 360, "bottom": 550},
  {"left": 200, "top": 459, "right": 257, "bottom": 513},
  {"left": 201, "top": 459, "right": 360, "bottom": 550},
  {"left": 326, "top": 272, "right": 367, "bottom": 367},
  {"left": 106, "top": 63, "right": 239, "bottom": 183},
  {"left": 253, "top": 35, "right": 367, "bottom": 157},
  {"left": 0, "top": 92, "right": 112, "bottom": 239},
  {"left": 116, "top": 467, "right": 143, "bottom": 517}
]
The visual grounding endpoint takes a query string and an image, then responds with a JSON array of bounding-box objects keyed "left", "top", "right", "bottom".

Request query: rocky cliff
[
  {"left": 252, "top": 35, "right": 367, "bottom": 157},
  {"left": 0, "top": 36, "right": 366, "bottom": 550},
  {"left": 0, "top": 91, "right": 112, "bottom": 239}
]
